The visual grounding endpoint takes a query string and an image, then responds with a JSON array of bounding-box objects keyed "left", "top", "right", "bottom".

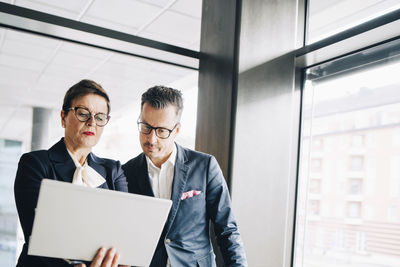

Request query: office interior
[{"left": 1, "top": 0, "right": 400, "bottom": 266}]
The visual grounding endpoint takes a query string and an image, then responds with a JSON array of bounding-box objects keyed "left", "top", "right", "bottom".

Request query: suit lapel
[
  {"left": 48, "top": 138, "right": 75, "bottom": 183},
  {"left": 87, "top": 153, "right": 108, "bottom": 188},
  {"left": 87, "top": 153, "right": 106, "bottom": 179},
  {"left": 138, "top": 154, "right": 155, "bottom": 197},
  {"left": 165, "top": 144, "right": 189, "bottom": 232}
]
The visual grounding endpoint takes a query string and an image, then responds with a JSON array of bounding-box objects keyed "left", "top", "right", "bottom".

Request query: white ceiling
[{"left": 0, "top": 0, "right": 201, "bottom": 146}]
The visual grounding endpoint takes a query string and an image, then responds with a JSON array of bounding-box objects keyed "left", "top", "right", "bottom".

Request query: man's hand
[{"left": 74, "top": 247, "right": 129, "bottom": 267}]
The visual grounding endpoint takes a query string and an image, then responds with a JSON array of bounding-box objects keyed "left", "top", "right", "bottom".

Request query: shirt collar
[
  {"left": 67, "top": 148, "right": 88, "bottom": 168},
  {"left": 146, "top": 143, "right": 177, "bottom": 170}
]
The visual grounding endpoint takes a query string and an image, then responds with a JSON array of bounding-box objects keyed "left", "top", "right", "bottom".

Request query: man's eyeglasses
[
  {"left": 137, "top": 121, "right": 178, "bottom": 139},
  {"left": 66, "top": 106, "right": 110, "bottom": 127}
]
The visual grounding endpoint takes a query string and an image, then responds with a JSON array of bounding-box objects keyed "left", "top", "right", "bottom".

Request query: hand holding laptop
[
  {"left": 73, "top": 247, "right": 128, "bottom": 267},
  {"left": 29, "top": 179, "right": 172, "bottom": 266}
]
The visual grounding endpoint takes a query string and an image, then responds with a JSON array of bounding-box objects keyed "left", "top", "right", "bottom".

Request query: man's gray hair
[{"left": 141, "top": 85, "right": 184, "bottom": 121}]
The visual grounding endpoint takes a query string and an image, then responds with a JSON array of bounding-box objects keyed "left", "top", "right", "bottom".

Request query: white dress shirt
[
  {"left": 145, "top": 144, "right": 177, "bottom": 200},
  {"left": 145, "top": 144, "right": 176, "bottom": 266}
]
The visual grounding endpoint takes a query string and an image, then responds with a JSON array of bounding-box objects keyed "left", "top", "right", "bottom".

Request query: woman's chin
[{"left": 78, "top": 138, "right": 99, "bottom": 150}]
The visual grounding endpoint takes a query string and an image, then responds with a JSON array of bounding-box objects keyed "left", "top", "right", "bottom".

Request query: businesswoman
[{"left": 14, "top": 80, "right": 128, "bottom": 267}]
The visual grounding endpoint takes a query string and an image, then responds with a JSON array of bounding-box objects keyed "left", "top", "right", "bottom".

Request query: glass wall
[
  {"left": 0, "top": 27, "right": 198, "bottom": 160},
  {"left": 294, "top": 40, "right": 400, "bottom": 267},
  {"left": 307, "top": 0, "right": 400, "bottom": 44},
  {"left": 93, "top": 72, "right": 198, "bottom": 163},
  {"left": 0, "top": 22, "right": 198, "bottom": 267},
  {"left": 1, "top": 0, "right": 202, "bottom": 51},
  {"left": 0, "top": 139, "right": 22, "bottom": 265}
]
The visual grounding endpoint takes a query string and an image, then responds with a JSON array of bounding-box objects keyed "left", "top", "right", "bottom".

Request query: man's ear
[
  {"left": 60, "top": 110, "right": 66, "bottom": 128},
  {"left": 175, "top": 122, "right": 181, "bottom": 134}
]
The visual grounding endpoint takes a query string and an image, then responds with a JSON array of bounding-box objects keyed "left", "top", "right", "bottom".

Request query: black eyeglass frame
[
  {"left": 137, "top": 121, "right": 178, "bottom": 139},
  {"left": 66, "top": 106, "right": 110, "bottom": 127}
]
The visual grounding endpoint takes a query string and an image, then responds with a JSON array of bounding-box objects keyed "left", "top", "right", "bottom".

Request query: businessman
[{"left": 122, "top": 86, "right": 247, "bottom": 266}]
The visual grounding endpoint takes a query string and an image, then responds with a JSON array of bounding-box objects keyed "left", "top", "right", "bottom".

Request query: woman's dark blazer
[{"left": 14, "top": 138, "right": 128, "bottom": 267}]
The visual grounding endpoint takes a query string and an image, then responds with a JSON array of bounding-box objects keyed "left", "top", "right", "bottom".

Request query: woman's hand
[{"left": 74, "top": 247, "right": 129, "bottom": 267}]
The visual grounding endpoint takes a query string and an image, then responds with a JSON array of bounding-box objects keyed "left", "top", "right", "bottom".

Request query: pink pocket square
[{"left": 181, "top": 190, "right": 202, "bottom": 200}]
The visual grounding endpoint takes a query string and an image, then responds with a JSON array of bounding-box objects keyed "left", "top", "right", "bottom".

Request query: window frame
[{"left": 292, "top": 2, "right": 400, "bottom": 267}]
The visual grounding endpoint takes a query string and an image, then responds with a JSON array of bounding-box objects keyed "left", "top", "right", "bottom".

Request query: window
[
  {"left": 349, "top": 155, "right": 364, "bottom": 171},
  {"left": 310, "top": 158, "right": 323, "bottom": 172},
  {"left": 348, "top": 178, "right": 362, "bottom": 195},
  {"left": 307, "top": 0, "right": 400, "bottom": 44},
  {"left": 308, "top": 200, "right": 320, "bottom": 216},
  {"left": 309, "top": 179, "right": 321, "bottom": 194},
  {"left": 346, "top": 201, "right": 362, "bottom": 218},
  {"left": 389, "top": 156, "right": 400, "bottom": 197},
  {"left": 356, "top": 231, "right": 367, "bottom": 252},
  {"left": 350, "top": 134, "right": 364, "bottom": 147},
  {"left": 393, "top": 129, "right": 400, "bottom": 146},
  {"left": 388, "top": 205, "right": 399, "bottom": 222},
  {"left": 0, "top": 139, "right": 21, "bottom": 266},
  {"left": 294, "top": 39, "right": 400, "bottom": 267},
  {"left": 312, "top": 138, "right": 323, "bottom": 150},
  {"left": 0, "top": 9, "right": 200, "bottom": 266}
]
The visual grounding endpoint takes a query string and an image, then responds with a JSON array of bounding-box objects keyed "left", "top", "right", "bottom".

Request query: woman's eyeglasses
[{"left": 66, "top": 106, "right": 110, "bottom": 127}]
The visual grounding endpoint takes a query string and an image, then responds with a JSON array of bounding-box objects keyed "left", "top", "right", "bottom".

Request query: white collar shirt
[
  {"left": 145, "top": 144, "right": 176, "bottom": 267},
  {"left": 66, "top": 149, "right": 105, "bottom": 188},
  {"left": 145, "top": 144, "right": 177, "bottom": 200}
]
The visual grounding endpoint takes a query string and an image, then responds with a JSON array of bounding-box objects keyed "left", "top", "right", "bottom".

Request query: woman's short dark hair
[
  {"left": 141, "top": 85, "right": 183, "bottom": 121},
  {"left": 62, "top": 79, "right": 110, "bottom": 114}
]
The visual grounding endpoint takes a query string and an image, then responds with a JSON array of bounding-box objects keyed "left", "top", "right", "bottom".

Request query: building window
[
  {"left": 348, "top": 178, "right": 363, "bottom": 195},
  {"left": 393, "top": 129, "right": 400, "bottom": 146},
  {"left": 311, "top": 158, "right": 323, "bottom": 172},
  {"left": 356, "top": 231, "right": 367, "bottom": 253},
  {"left": 309, "top": 179, "right": 321, "bottom": 194},
  {"left": 349, "top": 155, "right": 364, "bottom": 171},
  {"left": 388, "top": 205, "right": 399, "bottom": 222},
  {"left": 351, "top": 134, "right": 365, "bottom": 147},
  {"left": 312, "top": 138, "right": 324, "bottom": 150},
  {"left": 347, "top": 202, "right": 362, "bottom": 218},
  {"left": 308, "top": 200, "right": 320, "bottom": 216}
]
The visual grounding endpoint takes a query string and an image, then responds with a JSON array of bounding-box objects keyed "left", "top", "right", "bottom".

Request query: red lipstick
[{"left": 83, "top": 131, "right": 95, "bottom": 136}]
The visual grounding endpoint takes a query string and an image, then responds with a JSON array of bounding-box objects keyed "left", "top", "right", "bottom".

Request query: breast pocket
[
  {"left": 179, "top": 192, "right": 206, "bottom": 221},
  {"left": 174, "top": 192, "right": 207, "bottom": 238},
  {"left": 182, "top": 190, "right": 203, "bottom": 200},
  {"left": 196, "top": 251, "right": 216, "bottom": 267},
  {"left": 180, "top": 191, "right": 205, "bottom": 207}
]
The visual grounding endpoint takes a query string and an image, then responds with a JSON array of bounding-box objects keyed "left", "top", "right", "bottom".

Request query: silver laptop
[{"left": 28, "top": 179, "right": 171, "bottom": 266}]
